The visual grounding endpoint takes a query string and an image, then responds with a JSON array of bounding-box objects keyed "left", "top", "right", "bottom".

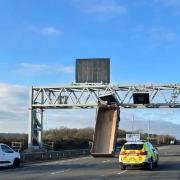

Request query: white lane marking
[
  {"left": 102, "top": 160, "right": 110, "bottom": 163},
  {"left": 0, "top": 156, "right": 93, "bottom": 173},
  {"left": 50, "top": 169, "right": 71, "bottom": 175},
  {"left": 54, "top": 157, "right": 92, "bottom": 164},
  {"left": 0, "top": 156, "right": 93, "bottom": 174},
  {"left": 117, "top": 170, "right": 128, "bottom": 175},
  {"left": 81, "top": 157, "right": 92, "bottom": 160},
  {"left": 101, "top": 170, "right": 127, "bottom": 177},
  {"left": 158, "top": 146, "right": 169, "bottom": 150},
  {"left": 101, "top": 171, "right": 119, "bottom": 177},
  {"left": 24, "top": 156, "right": 93, "bottom": 167}
]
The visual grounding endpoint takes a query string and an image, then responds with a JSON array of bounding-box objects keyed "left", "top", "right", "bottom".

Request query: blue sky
[
  {"left": 0, "top": 0, "right": 180, "bottom": 138},
  {"left": 1, "top": 0, "right": 180, "bottom": 84}
]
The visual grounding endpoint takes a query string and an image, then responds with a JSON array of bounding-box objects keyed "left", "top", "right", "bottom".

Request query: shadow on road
[
  {"left": 0, "top": 166, "right": 12, "bottom": 171},
  {"left": 153, "top": 163, "right": 180, "bottom": 172}
]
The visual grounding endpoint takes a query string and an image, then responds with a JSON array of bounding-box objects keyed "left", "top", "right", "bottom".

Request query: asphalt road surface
[{"left": 0, "top": 145, "right": 180, "bottom": 180}]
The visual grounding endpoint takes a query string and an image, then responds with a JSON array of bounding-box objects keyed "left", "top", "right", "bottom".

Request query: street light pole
[
  {"left": 132, "top": 114, "right": 134, "bottom": 134},
  {"left": 148, "top": 119, "right": 150, "bottom": 142}
]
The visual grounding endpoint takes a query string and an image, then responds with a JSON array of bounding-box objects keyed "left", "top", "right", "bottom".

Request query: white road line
[
  {"left": 117, "top": 170, "right": 128, "bottom": 175},
  {"left": 0, "top": 156, "right": 93, "bottom": 172},
  {"left": 50, "top": 169, "right": 71, "bottom": 175},
  {"left": 56, "top": 157, "right": 92, "bottom": 164},
  {"left": 102, "top": 160, "right": 110, "bottom": 163},
  {"left": 24, "top": 156, "right": 93, "bottom": 167},
  {"left": 101, "top": 171, "right": 119, "bottom": 177},
  {"left": 158, "top": 146, "right": 169, "bottom": 150},
  {"left": 101, "top": 170, "right": 127, "bottom": 177}
]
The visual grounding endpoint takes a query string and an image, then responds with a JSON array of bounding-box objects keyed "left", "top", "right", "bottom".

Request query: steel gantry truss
[{"left": 28, "top": 83, "right": 180, "bottom": 149}]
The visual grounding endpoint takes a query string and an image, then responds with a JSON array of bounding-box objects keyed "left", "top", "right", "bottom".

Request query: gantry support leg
[{"left": 28, "top": 87, "right": 44, "bottom": 150}]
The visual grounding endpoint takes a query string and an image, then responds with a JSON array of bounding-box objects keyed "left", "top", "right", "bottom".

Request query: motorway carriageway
[{"left": 0, "top": 145, "right": 180, "bottom": 180}]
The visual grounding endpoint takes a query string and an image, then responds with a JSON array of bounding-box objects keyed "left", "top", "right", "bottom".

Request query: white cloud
[
  {"left": 0, "top": 83, "right": 96, "bottom": 133},
  {"left": 0, "top": 83, "right": 28, "bottom": 133},
  {"left": 44, "top": 109, "right": 96, "bottom": 130},
  {"left": 153, "top": 0, "right": 180, "bottom": 15},
  {"left": 39, "top": 27, "right": 61, "bottom": 36},
  {"left": 154, "top": 0, "right": 180, "bottom": 7},
  {"left": 75, "top": 0, "right": 127, "bottom": 19},
  {"left": 120, "top": 111, "right": 180, "bottom": 139},
  {"left": 0, "top": 83, "right": 27, "bottom": 98},
  {"left": 132, "top": 26, "right": 178, "bottom": 42},
  {"left": 148, "top": 28, "right": 178, "bottom": 41},
  {"left": 16, "top": 63, "right": 74, "bottom": 76},
  {"left": 29, "top": 25, "right": 62, "bottom": 36}
]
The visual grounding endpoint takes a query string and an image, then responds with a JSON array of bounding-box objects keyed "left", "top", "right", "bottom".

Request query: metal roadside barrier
[
  {"left": 11, "top": 142, "right": 24, "bottom": 152},
  {"left": 20, "top": 149, "right": 90, "bottom": 162},
  {"left": 43, "top": 142, "right": 55, "bottom": 151}
]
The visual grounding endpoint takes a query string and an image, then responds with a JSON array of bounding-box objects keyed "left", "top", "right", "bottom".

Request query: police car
[
  {"left": 0, "top": 143, "right": 20, "bottom": 168},
  {"left": 119, "top": 141, "right": 159, "bottom": 170}
]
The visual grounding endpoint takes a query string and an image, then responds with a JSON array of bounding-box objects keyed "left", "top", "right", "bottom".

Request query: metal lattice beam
[
  {"left": 28, "top": 83, "right": 180, "bottom": 149},
  {"left": 31, "top": 83, "right": 180, "bottom": 109}
]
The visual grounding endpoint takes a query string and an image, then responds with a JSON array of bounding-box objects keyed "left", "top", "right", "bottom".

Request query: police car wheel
[{"left": 121, "top": 165, "right": 126, "bottom": 170}]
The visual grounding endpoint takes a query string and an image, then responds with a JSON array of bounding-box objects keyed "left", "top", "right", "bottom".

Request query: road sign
[
  {"left": 75, "top": 58, "right": 110, "bottom": 83},
  {"left": 133, "top": 92, "right": 150, "bottom": 104},
  {"left": 126, "top": 134, "right": 140, "bottom": 142}
]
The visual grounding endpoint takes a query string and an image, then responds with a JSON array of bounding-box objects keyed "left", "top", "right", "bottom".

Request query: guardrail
[
  {"left": 20, "top": 149, "right": 90, "bottom": 162},
  {"left": 11, "top": 142, "right": 23, "bottom": 152}
]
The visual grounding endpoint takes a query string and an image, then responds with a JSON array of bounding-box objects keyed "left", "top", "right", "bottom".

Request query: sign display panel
[
  {"left": 126, "top": 134, "right": 140, "bottom": 142},
  {"left": 133, "top": 92, "right": 150, "bottom": 104},
  {"left": 76, "top": 58, "right": 110, "bottom": 83}
]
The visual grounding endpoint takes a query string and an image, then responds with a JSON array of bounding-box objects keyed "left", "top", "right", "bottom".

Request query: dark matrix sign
[{"left": 76, "top": 58, "right": 110, "bottom": 83}]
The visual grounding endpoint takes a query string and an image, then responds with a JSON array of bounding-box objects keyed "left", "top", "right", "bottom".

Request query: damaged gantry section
[{"left": 91, "top": 94, "right": 120, "bottom": 157}]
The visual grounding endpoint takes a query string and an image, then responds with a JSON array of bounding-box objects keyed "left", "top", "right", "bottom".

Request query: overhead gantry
[{"left": 28, "top": 83, "right": 180, "bottom": 149}]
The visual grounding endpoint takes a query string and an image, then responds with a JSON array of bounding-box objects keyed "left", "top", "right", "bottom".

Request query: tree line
[{"left": 0, "top": 128, "right": 176, "bottom": 151}]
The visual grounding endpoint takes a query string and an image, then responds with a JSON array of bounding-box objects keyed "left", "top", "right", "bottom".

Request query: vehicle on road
[
  {"left": 170, "top": 140, "right": 175, "bottom": 145},
  {"left": 0, "top": 143, "right": 20, "bottom": 168},
  {"left": 119, "top": 141, "right": 159, "bottom": 170}
]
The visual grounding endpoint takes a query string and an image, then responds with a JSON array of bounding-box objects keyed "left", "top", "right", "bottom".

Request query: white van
[{"left": 0, "top": 143, "right": 20, "bottom": 168}]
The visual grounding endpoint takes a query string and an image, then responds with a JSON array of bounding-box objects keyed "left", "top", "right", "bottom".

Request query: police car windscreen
[{"left": 124, "top": 144, "right": 143, "bottom": 150}]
